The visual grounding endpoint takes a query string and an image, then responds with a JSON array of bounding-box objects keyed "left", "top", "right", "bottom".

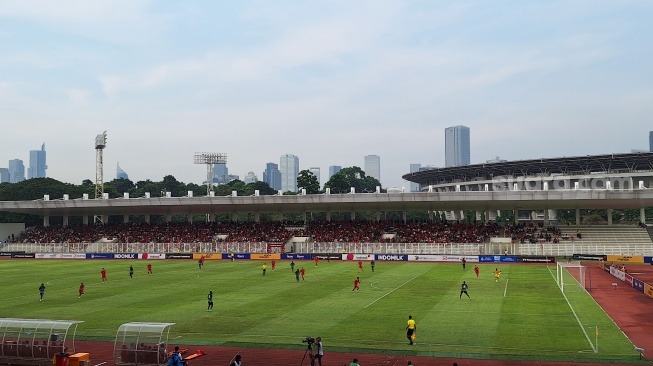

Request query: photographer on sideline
[{"left": 313, "top": 337, "right": 323, "bottom": 366}]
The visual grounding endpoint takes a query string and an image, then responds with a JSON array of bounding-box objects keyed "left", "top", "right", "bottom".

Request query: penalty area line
[
  {"left": 364, "top": 269, "right": 430, "bottom": 309},
  {"left": 503, "top": 279, "right": 509, "bottom": 297}
]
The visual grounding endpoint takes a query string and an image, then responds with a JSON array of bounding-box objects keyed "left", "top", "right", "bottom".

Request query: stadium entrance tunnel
[
  {"left": 0, "top": 318, "right": 84, "bottom": 366},
  {"left": 114, "top": 322, "right": 175, "bottom": 366}
]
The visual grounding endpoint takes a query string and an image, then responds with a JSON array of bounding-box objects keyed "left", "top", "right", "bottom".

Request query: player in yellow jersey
[{"left": 494, "top": 268, "right": 501, "bottom": 282}]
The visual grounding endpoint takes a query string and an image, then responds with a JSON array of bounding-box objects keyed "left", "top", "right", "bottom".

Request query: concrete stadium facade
[{"left": 1, "top": 153, "right": 653, "bottom": 226}]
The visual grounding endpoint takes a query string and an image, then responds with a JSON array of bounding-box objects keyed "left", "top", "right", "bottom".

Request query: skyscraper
[
  {"left": 212, "top": 163, "right": 238, "bottom": 184},
  {"left": 309, "top": 167, "right": 321, "bottom": 186},
  {"left": 8, "top": 159, "right": 25, "bottom": 183},
  {"left": 445, "top": 125, "right": 470, "bottom": 167},
  {"left": 328, "top": 165, "right": 342, "bottom": 180},
  {"left": 364, "top": 155, "right": 381, "bottom": 183},
  {"left": 649, "top": 131, "right": 653, "bottom": 152},
  {"left": 0, "top": 168, "right": 9, "bottom": 183},
  {"left": 28, "top": 143, "right": 47, "bottom": 179},
  {"left": 117, "top": 162, "right": 129, "bottom": 180},
  {"left": 263, "top": 162, "right": 282, "bottom": 191},
  {"left": 409, "top": 163, "right": 421, "bottom": 192},
  {"left": 280, "top": 154, "right": 299, "bottom": 192}
]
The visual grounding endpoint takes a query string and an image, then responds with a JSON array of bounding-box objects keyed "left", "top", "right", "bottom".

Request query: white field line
[
  {"left": 370, "top": 281, "right": 384, "bottom": 290},
  {"left": 547, "top": 266, "right": 597, "bottom": 353},
  {"left": 503, "top": 279, "right": 509, "bottom": 297},
  {"left": 364, "top": 269, "right": 430, "bottom": 309}
]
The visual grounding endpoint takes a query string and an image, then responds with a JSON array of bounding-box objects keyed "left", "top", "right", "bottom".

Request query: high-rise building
[
  {"left": 27, "top": 143, "right": 47, "bottom": 179},
  {"left": 212, "top": 163, "right": 238, "bottom": 185},
  {"left": 328, "top": 165, "right": 342, "bottom": 180},
  {"left": 409, "top": 163, "right": 421, "bottom": 192},
  {"left": 244, "top": 171, "right": 258, "bottom": 184},
  {"left": 364, "top": 155, "right": 381, "bottom": 183},
  {"left": 8, "top": 159, "right": 25, "bottom": 183},
  {"left": 445, "top": 125, "right": 470, "bottom": 167},
  {"left": 0, "top": 168, "right": 9, "bottom": 183},
  {"left": 309, "top": 167, "right": 321, "bottom": 186},
  {"left": 280, "top": 154, "right": 299, "bottom": 192},
  {"left": 649, "top": 131, "right": 653, "bottom": 152},
  {"left": 263, "top": 162, "right": 282, "bottom": 191},
  {"left": 117, "top": 162, "right": 129, "bottom": 180}
]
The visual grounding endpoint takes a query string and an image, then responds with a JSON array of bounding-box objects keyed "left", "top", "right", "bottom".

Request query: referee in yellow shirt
[{"left": 406, "top": 315, "right": 416, "bottom": 345}]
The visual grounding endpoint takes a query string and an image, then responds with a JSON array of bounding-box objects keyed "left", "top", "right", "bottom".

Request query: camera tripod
[{"left": 299, "top": 343, "right": 315, "bottom": 366}]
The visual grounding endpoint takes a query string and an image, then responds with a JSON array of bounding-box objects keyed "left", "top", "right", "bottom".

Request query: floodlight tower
[
  {"left": 94, "top": 131, "right": 107, "bottom": 224},
  {"left": 194, "top": 152, "right": 227, "bottom": 195}
]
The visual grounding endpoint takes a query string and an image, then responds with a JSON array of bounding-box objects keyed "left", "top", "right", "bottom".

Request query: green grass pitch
[{"left": 0, "top": 259, "right": 642, "bottom": 363}]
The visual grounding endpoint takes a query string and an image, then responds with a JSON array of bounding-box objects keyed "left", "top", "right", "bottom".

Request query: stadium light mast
[
  {"left": 194, "top": 152, "right": 227, "bottom": 196},
  {"left": 94, "top": 131, "right": 107, "bottom": 224}
]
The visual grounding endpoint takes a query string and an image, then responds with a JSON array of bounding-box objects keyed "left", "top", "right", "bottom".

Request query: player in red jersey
[
  {"left": 474, "top": 265, "right": 480, "bottom": 278},
  {"left": 78, "top": 283, "right": 85, "bottom": 298},
  {"left": 358, "top": 261, "right": 364, "bottom": 272},
  {"left": 147, "top": 263, "right": 152, "bottom": 275},
  {"left": 300, "top": 267, "right": 306, "bottom": 281},
  {"left": 271, "top": 260, "right": 276, "bottom": 270},
  {"left": 352, "top": 277, "right": 361, "bottom": 291},
  {"left": 101, "top": 268, "right": 107, "bottom": 283},
  {"left": 314, "top": 256, "right": 319, "bottom": 267}
]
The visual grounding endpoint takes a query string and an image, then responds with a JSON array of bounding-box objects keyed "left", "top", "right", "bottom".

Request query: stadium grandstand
[{"left": 2, "top": 152, "right": 653, "bottom": 256}]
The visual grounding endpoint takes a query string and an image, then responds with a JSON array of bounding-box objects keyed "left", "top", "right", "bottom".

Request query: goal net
[{"left": 556, "top": 262, "right": 591, "bottom": 293}]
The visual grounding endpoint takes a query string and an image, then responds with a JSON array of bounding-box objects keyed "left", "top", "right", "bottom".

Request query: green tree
[
  {"left": 324, "top": 166, "right": 381, "bottom": 193},
  {"left": 134, "top": 180, "right": 163, "bottom": 197},
  {"left": 182, "top": 182, "right": 206, "bottom": 197},
  {"left": 246, "top": 181, "right": 277, "bottom": 196},
  {"left": 161, "top": 175, "right": 183, "bottom": 197},
  {"left": 106, "top": 178, "right": 136, "bottom": 196},
  {"left": 297, "top": 170, "right": 320, "bottom": 194}
]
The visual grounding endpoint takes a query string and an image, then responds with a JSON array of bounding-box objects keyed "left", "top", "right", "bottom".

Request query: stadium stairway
[{"left": 560, "top": 225, "right": 653, "bottom": 246}]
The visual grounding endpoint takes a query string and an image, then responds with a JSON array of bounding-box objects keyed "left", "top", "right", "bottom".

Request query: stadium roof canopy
[{"left": 402, "top": 152, "right": 653, "bottom": 186}]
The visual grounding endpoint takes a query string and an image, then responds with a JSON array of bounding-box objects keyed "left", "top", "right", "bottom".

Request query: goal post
[{"left": 556, "top": 262, "right": 591, "bottom": 293}]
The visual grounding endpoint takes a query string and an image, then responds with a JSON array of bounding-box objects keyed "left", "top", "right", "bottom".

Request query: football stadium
[{"left": 2, "top": 152, "right": 653, "bottom": 366}]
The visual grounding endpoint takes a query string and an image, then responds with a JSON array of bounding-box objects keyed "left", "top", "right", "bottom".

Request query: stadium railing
[{"left": 2, "top": 242, "right": 653, "bottom": 256}]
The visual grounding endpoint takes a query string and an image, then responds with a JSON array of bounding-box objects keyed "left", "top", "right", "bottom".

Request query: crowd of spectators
[
  {"left": 15, "top": 221, "right": 293, "bottom": 244},
  {"left": 304, "top": 221, "right": 387, "bottom": 243},
  {"left": 503, "top": 222, "right": 578, "bottom": 244},
  {"left": 14, "top": 220, "right": 508, "bottom": 245},
  {"left": 390, "top": 222, "right": 501, "bottom": 243}
]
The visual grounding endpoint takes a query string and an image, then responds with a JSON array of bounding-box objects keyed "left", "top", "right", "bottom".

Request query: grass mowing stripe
[
  {"left": 546, "top": 265, "right": 597, "bottom": 353},
  {"left": 363, "top": 268, "right": 430, "bottom": 309}
]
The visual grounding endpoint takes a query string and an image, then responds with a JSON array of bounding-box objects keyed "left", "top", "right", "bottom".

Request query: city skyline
[{"left": 1, "top": 2, "right": 652, "bottom": 188}]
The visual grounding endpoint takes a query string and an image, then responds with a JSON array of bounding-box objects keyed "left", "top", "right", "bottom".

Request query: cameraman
[{"left": 313, "top": 337, "right": 323, "bottom": 366}]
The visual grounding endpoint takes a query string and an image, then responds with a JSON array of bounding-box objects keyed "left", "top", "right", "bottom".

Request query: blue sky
[{"left": 1, "top": 1, "right": 652, "bottom": 189}]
